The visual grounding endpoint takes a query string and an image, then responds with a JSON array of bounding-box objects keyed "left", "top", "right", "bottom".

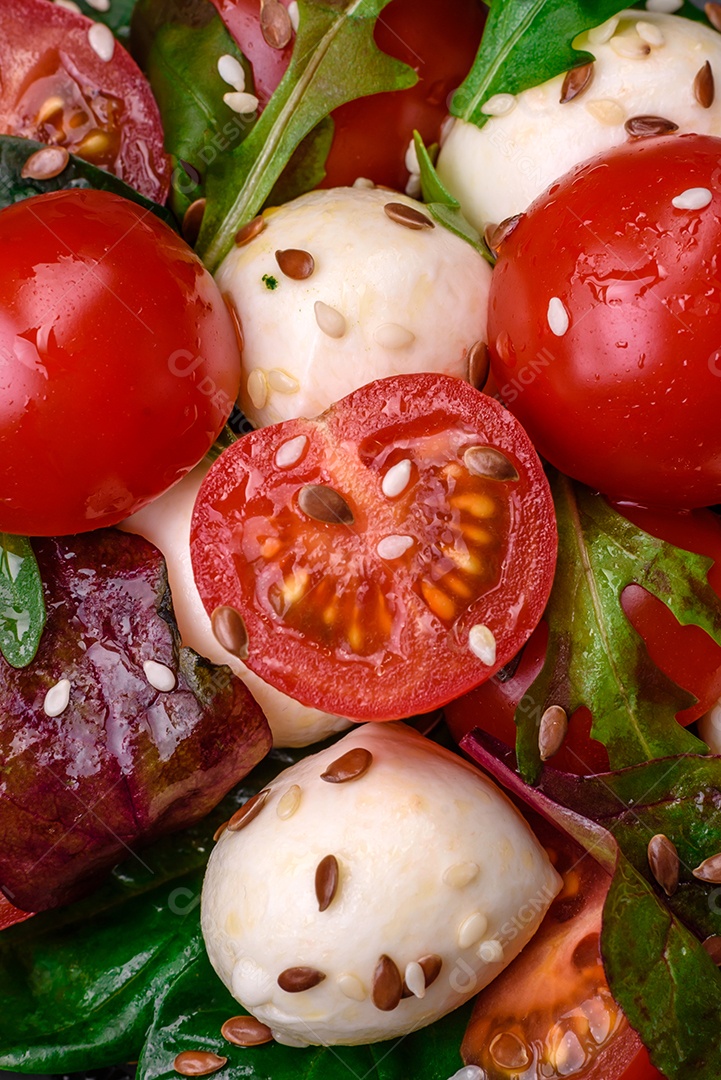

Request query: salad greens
[
  {"left": 413, "top": 131, "right": 490, "bottom": 260},
  {"left": 0, "top": 535, "right": 45, "bottom": 668}
]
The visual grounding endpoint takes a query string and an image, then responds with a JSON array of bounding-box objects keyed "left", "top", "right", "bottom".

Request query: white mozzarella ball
[
  {"left": 201, "top": 722, "right": 561, "bottom": 1047},
  {"left": 215, "top": 186, "right": 492, "bottom": 427},
  {"left": 698, "top": 698, "right": 721, "bottom": 753},
  {"left": 120, "top": 464, "right": 352, "bottom": 748},
  {"left": 437, "top": 10, "right": 721, "bottom": 229}
]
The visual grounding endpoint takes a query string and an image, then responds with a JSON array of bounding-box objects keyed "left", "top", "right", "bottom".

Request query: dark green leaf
[
  {"left": 74, "top": 0, "right": 138, "bottom": 43},
  {"left": 516, "top": 475, "right": 709, "bottom": 781},
  {"left": 413, "top": 131, "right": 491, "bottom": 262},
  {"left": 0, "top": 135, "right": 175, "bottom": 226},
  {"left": 0, "top": 535, "right": 45, "bottom": 668},
  {"left": 266, "top": 117, "right": 335, "bottom": 209},
  {"left": 197, "top": 0, "right": 417, "bottom": 271},
  {"left": 451, "top": 0, "right": 631, "bottom": 128}
]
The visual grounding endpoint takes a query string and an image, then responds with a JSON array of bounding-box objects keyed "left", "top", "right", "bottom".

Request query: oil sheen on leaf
[{"left": 0, "top": 535, "right": 45, "bottom": 668}]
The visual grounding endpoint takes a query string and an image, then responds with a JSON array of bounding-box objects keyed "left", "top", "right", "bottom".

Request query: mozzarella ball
[
  {"left": 216, "top": 186, "right": 492, "bottom": 427},
  {"left": 201, "top": 722, "right": 561, "bottom": 1047},
  {"left": 121, "top": 464, "right": 352, "bottom": 748},
  {"left": 437, "top": 10, "right": 721, "bottom": 229}
]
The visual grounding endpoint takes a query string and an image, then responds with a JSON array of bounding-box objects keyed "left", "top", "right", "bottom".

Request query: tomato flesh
[{"left": 191, "top": 374, "right": 557, "bottom": 720}]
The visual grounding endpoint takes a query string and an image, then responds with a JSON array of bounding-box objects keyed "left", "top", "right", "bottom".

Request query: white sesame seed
[
  {"left": 337, "top": 973, "right": 367, "bottom": 1001},
  {"left": 352, "top": 176, "right": 375, "bottom": 189},
  {"left": 143, "top": 660, "right": 176, "bottom": 692},
  {"left": 588, "top": 16, "right": 619, "bottom": 44},
  {"left": 440, "top": 115, "right": 456, "bottom": 147},
  {"left": 478, "top": 939, "right": 504, "bottom": 963},
  {"left": 447, "top": 1067, "right": 484, "bottom": 1080},
  {"left": 547, "top": 296, "right": 570, "bottom": 337},
  {"left": 469, "top": 624, "right": 497, "bottom": 666},
  {"left": 636, "top": 20, "right": 665, "bottom": 47},
  {"left": 443, "top": 861, "right": 480, "bottom": 889},
  {"left": 54, "top": 0, "right": 81, "bottom": 11},
  {"left": 404, "top": 138, "right": 420, "bottom": 176},
  {"left": 672, "top": 187, "right": 713, "bottom": 210},
  {"left": 267, "top": 368, "right": 299, "bottom": 394},
  {"left": 275, "top": 434, "right": 308, "bottom": 469},
  {"left": 86, "top": 0, "right": 111, "bottom": 10},
  {"left": 43, "top": 678, "right": 71, "bottom": 718},
  {"left": 481, "top": 93, "right": 516, "bottom": 117},
  {"left": 609, "top": 33, "right": 651, "bottom": 60},
  {"left": 404, "top": 962, "right": 427, "bottom": 999},
  {"left": 645, "top": 0, "right": 682, "bottom": 11},
  {"left": 314, "top": 301, "right": 346, "bottom": 339},
  {"left": 276, "top": 784, "right": 302, "bottom": 819},
  {"left": 247, "top": 369, "right": 268, "bottom": 410},
  {"left": 376, "top": 534, "right": 414, "bottom": 560},
  {"left": 223, "top": 91, "right": 259, "bottom": 115},
  {"left": 287, "top": 0, "right": 300, "bottom": 31},
  {"left": 373, "top": 323, "right": 416, "bottom": 350},
  {"left": 585, "top": 98, "right": 626, "bottom": 126},
  {"left": 218, "top": 54, "right": 246, "bottom": 92},
  {"left": 381, "top": 459, "right": 412, "bottom": 498},
  {"left": 88, "top": 22, "right": 115, "bottom": 62},
  {"left": 458, "top": 911, "right": 489, "bottom": 949},
  {"left": 404, "top": 173, "right": 422, "bottom": 199}
]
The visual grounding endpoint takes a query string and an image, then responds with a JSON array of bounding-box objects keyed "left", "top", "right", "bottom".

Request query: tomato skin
[
  {"left": 488, "top": 134, "right": 721, "bottom": 509},
  {"left": 0, "top": 895, "right": 33, "bottom": 932},
  {"left": 191, "top": 374, "right": 557, "bottom": 721},
  {"left": 0, "top": 0, "right": 170, "bottom": 201},
  {"left": 211, "top": 0, "right": 485, "bottom": 191},
  {"left": 0, "top": 189, "right": 240, "bottom": 537}
]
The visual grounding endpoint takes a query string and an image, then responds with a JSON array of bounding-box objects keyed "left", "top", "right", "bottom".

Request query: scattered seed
[
  {"left": 353, "top": 176, "right": 375, "bottom": 189},
  {"left": 211, "top": 605, "right": 249, "bottom": 659},
  {"left": 260, "top": 0, "right": 293, "bottom": 48},
  {"left": 277, "top": 966, "right": 326, "bottom": 992},
  {"left": 320, "top": 747, "right": 373, "bottom": 783},
  {"left": 538, "top": 705, "right": 569, "bottom": 761},
  {"left": 221, "top": 1015, "right": 273, "bottom": 1046},
  {"left": 235, "top": 216, "right": 266, "bottom": 246},
  {"left": 404, "top": 961, "right": 426, "bottom": 999},
  {"left": 481, "top": 93, "right": 516, "bottom": 117},
  {"left": 275, "top": 434, "right": 308, "bottom": 469},
  {"left": 560, "top": 62, "right": 594, "bottom": 104},
  {"left": 275, "top": 248, "right": 315, "bottom": 280},
  {"left": 418, "top": 953, "right": 442, "bottom": 988},
  {"left": 315, "top": 854, "right": 339, "bottom": 911},
  {"left": 88, "top": 22, "right": 115, "bottom": 62},
  {"left": 648, "top": 834, "right": 680, "bottom": 896},
  {"left": 404, "top": 137, "right": 421, "bottom": 175},
  {"left": 464, "top": 445, "right": 519, "bottom": 482},
  {"left": 373, "top": 323, "right": 416, "bottom": 349},
  {"left": 707, "top": 2, "right": 721, "bottom": 32},
  {"left": 672, "top": 187, "right": 713, "bottom": 210},
  {"left": 490, "top": 1032, "right": 531, "bottom": 1071},
  {"left": 182, "top": 198, "right": 206, "bottom": 246},
  {"left": 469, "top": 624, "right": 497, "bottom": 666},
  {"left": 54, "top": 0, "right": 81, "bottom": 9},
  {"left": 43, "top": 678, "right": 71, "bottom": 718},
  {"left": 247, "top": 369, "right": 268, "bottom": 411},
  {"left": 646, "top": 0, "right": 681, "bottom": 10},
  {"left": 224, "top": 91, "right": 259, "bottom": 114},
  {"left": 636, "top": 20, "right": 665, "bottom": 46},
  {"left": 76, "top": 130, "right": 112, "bottom": 159},
  {"left": 143, "top": 660, "right": 176, "bottom": 693},
  {"left": 585, "top": 99, "right": 626, "bottom": 126},
  {"left": 447, "top": 1069, "right": 484, "bottom": 1080},
  {"left": 693, "top": 851, "right": 721, "bottom": 883},
  {"left": 383, "top": 201, "right": 434, "bottom": 230},
  {"left": 382, "top": 459, "right": 412, "bottom": 498},
  {"left": 609, "top": 33, "right": 651, "bottom": 59},
  {"left": 547, "top": 296, "right": 570, "bottom": 336},
  {"left": 21, "top": 146, "right": 69, "bottom": 181},
  {"left": 314, "top": 300, "right": 346, "bottom": 339},
  {"left": 458, "top": 911, "right": 489, "bottom": 949},
  {"left": 376, "top": 534, "right": 414, "bottom": 560},
  {"left": 478, "top": 938, "right": 504, "bottom": 963},
  {"left": 212, "top": 821, "right": 228, "bottom": 842},
  {"left": 337, "top": 973, "right": 366, "bottom": 1000},
  {"left": 625, "top": 114, "right": 679, "bottom": 138},
  {"left": 372, "top": 955, "right": 403, "bottom": 1011},
  {"left": 217, "top": 54, "right": 246, "bottom": 92},
  {"left": 298, "top": 484, "right": 354, "bottom": 525},
  {"left": 702, "top": 935, "right": 721, "bottom": 965},
  {"left": 487, "top": 214, "right": 523, "bottom": 254},
  {"left": 287, "top": 0, "right": 299, "bottom": 31},
  {"left": 467, "top": 341, "right": 491, "bottom": 391},
  {"left": 227, "top": 789, "right": 270, "bottom": 833},
  {"left": 588, "top": 16, "right": 618, "bottom": 44},
  {"left": 267, "top": 368, "right": 299, "bottom": 394},
  {"left": 173, "top": 1051, "right": 227, "bottom": 1077},
  {"left": 86, "top": 0, "right": 111, "bottom": 9},
  {"left": 36, "top": 95, "right": 64, "bottom": 125},
  {"left": 443, "top": 861, "right": 480, "bottom": 889},
  {"left": 694, "top": 61, "right": 715, "bottom": 108},
  {"left": 276, "top": 783, "right": 302, "bottom": 819}
]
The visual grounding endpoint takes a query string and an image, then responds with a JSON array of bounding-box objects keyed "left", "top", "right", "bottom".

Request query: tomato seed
[
  {"left": 490, "top": 1031, "right": 531, "bottom": 1070},
  {"left": 464, "top": 446, "right": 519, "bottom": 483},
  {"left": 298, "top": 484, "right": 354, "bottom": 525},
  {"left": 469, "top": 624, "right": 497, "bottom": 666},
  {"left": 21, "top": 146, "right": 70, "bottom": 181}
]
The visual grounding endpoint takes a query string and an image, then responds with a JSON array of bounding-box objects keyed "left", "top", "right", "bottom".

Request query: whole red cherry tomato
[
  {"left": 0, "top": 188, "right": 240, "bottom": 536},
  {"left": 488, "top": 133, "right": 721, "bottom": 509},
  {"left": 210, "top": 0, "right": 486, "bottom": 191}
]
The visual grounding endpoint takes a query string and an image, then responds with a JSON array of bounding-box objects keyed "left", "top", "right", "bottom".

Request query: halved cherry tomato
[
  {"left": 0, "top": 0, "right": 170, "bottom": 201},
  {"left": 191, "top": 374, "right": 557, "bottom": 721},
  {"left": 461, "top": 815, "right": 663, "bottom": 1080},
  {"left": 0, "top": 895, "right": 33, "bottom": 932},
  {"left": 210, "top": 0, "right": 485, "bottom": 191}
]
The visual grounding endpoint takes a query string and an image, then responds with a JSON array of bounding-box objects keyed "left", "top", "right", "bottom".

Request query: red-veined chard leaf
[
  {"left": 516, "top": 474, "right": 713, "bottom": 783},
  {"left": 0, "top": 534, "right": 45, "bottom": 668}
]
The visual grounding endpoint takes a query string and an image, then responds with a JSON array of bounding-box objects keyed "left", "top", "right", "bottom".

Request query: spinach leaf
[{"left": 0, "top": 536, "right": 45, "bottom": 668}]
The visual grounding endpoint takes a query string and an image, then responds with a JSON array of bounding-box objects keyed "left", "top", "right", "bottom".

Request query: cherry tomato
[
  {"left": 0, "top": 0, "right": 170, "bottom": 201},
  {"left": 461, "top": 815, "right": 664, "bottom": 1080},
  {"left": 0, "top": 188, "right": 240, "bottom": 537},
  {"left": 191, "top": 374, "right": 557, "bottom": 721},
  {"left": 0, "top": 895, "right": 33, "bottom": 932},
  {"left": 488, "top": 133, "right": 721, "bottom": 509},
  {"left": 210, "top": 0, "right": 486, "bottom": 191}
]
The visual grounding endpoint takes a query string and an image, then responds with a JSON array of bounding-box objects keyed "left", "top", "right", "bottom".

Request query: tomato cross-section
[{"left": 191, "top": 374, "right": 557, "bottom": 720}]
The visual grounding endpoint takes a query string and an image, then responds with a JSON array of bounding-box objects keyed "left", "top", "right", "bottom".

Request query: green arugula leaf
[
  {"left": 450, "top": 0, "right": 631, "bottom": 128},
  {"left": 0, "top": 535, "right": 45, "bottom": 669},
  {"left": 413, "top": 131, "right": 491, "bottom": 262},
  {"left": 0, "top": 135, "right": 176, "bottom": 225},
  {"left": 516, "top": 474, "right": 711, "bottom": 782},
  {"left": 75, "top": 0, "right": 138, "bottom": 42},
  {"left": 197, "top": 0, "right": 416, "bottom": 271}
]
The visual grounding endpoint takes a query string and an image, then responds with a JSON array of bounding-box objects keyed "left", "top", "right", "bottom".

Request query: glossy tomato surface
[
  {"left": 191, "top": 374, "right": 557, "bottom": 721},
  {"left": 211, "top": 0, "right": 485, "bottom": 191},
  {"left": 461, "top": 816, "right": 663, "bottom": 1080},
  {"left": 0, "top": 188, "right": 240, "bottom": 536},
  {"left": 0, "top": 0, "right": 169, "bottom": 201},
  {"left": 488, "top": 133, "right": 721, "bottom": 509}
]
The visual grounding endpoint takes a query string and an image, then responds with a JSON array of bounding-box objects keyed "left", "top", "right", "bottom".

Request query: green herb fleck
[{"left": 262, "top": 274, "right": 279, "bottom": 291}]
